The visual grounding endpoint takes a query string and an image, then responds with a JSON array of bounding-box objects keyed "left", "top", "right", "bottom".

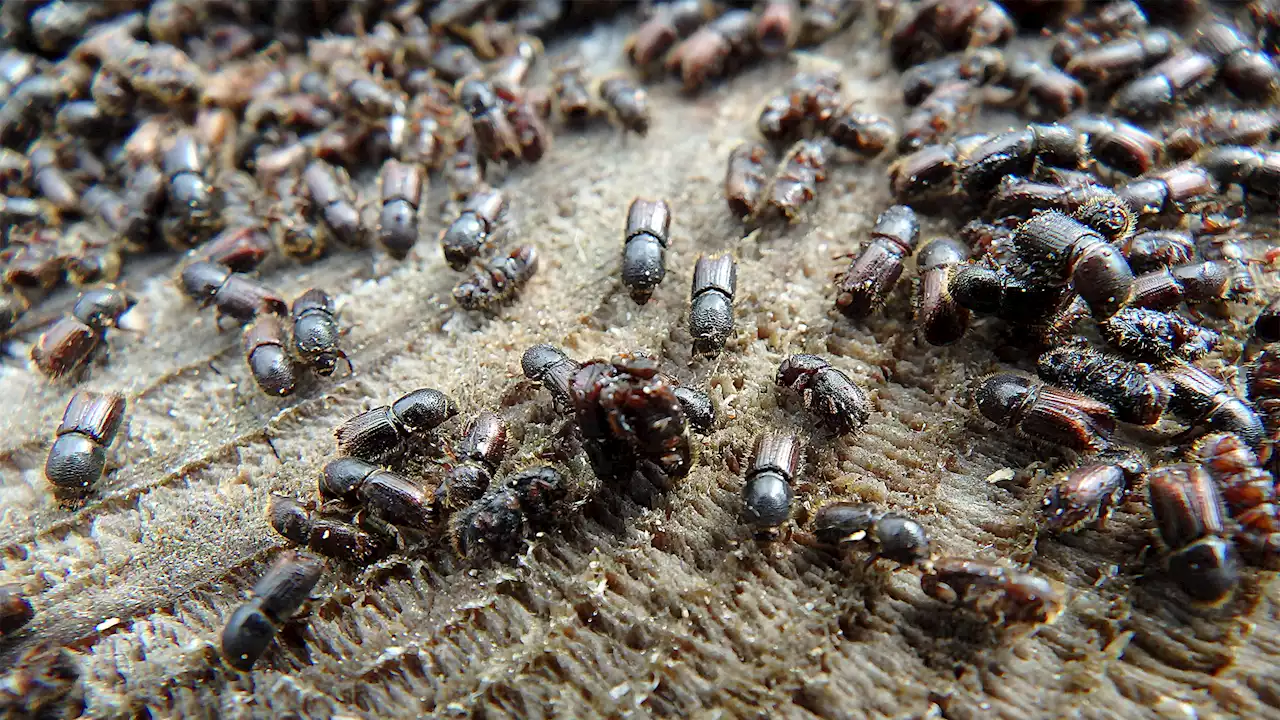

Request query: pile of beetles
[{"left": 0, "top": 0, "right": 1279, "bottom": 682}]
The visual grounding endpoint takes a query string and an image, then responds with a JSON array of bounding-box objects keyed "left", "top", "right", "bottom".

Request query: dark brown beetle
[
  {"left": 922, "top": 558, "right": 1064, "bottom": 625},
  {"left": 1193, "top": 433, "right": 1280, "bottom": 567},
  {"left": 1164, "top": 109, "right": 1280, "bottom": 160},
  {"left": 769, "top": 139, "right": 827, "bottom": 220},
  {"left": 1256, "top": 296, "right": 1280, "bottom": 344},
  {"left": 1037, "top": 342, "right": 1172, "bottom": 425},
  {"left": 1099, "top": 307, "right": 1220, "bottom": 363},
  {"left": 1072, "top": 115, "right": 1164, "bottom": 178},
  {"left": 835, "top": 205, "right": 920, "bottom": 318},
  {"left": 724, "top": 142, "right": 769, "bottom": 218},
  {"left": 1120, "top": 230, "right": 1195, "bottom": 273},
  {"left": 522, "top": 343, "right": 581, "bottom": 410},
  {"left": 756, "top": 70, "right": 842, "bottom": 147},
  {"left": 180, "top": 261, "right": 287, "bottom": 326},
  {"left": 0, "top": 584, "right": 33, "bottom": 636},
  {"left": 161, "top": 131, "right": 220, "bottom": 248},
  {"left": 958, "top": 124, "right": 1087, "bottom": 199},
  {"left": 243, "top": 314, "right": 297, "bottom": 397},
  {"left": 799, "top": 0, "right": 859, "bottom": 44},
  {"left": 439, "top": 410, "right": 509, "bottom": 511},
  {"left": 459, "top": 78, "right": 520, "bottom": 162},
  {"left": 621, "top": 197, "right": 672, "bottom": 305},
  {"left": 376, "top": 159, "right": 424, "bottom": 260},
  {"left": 1040, "top": 451, "right": 1146, "bottom": 532},
  {"left": 666, "top": 9, "right": 757, "bottom": 92},
  {"left": 689, "top": 254, "right": 736, "bottom": 356},
  {"left": 451, "top": 466, "right": 567, "bottom": 560},
  {"left": 1249, "top": 345, "right": 1280, "bottom": 466},
  {"left": 997, "top": 57, "right": 1086, "bottom": 120},
  {"left": 446, "top": 131, "right": 485, "bottom": 201},
  {"left": 887, "top": 0, "right": 1014, "bottom": 69},
  {"left": 1163, "top": 362, "right": 1265, "bottom": 448},
  {"left": 440, "top": 188, "right": 506, "bottom": 271},
  {"left": 490, "top": 33, "right": 536, "bottom": 84},
  {"left": 985, "top": 179, "right": 1114, "bottom": 225},
  {"left": 889, "top": 143, "right": 959, "bottom": 203},
  {"left": 1013, "top": 211, "right": 1135, "bottom": 318},
  {"left": 4, "top": 228, "right": 65, "bottom": 291},
  {"left": 1197, "top": 18, "right": 1280, "bottom": 102},
  {"left": 1147, "top": 464, "right": 1239, "bottom": 605},
  {"left": 268, "top": 496, "right": 393, "bottom": 565},
  {"left": 428, "top": 43, "right": 484, "bottom": 83},
  {"left": 673, "top": 386, "right": 716, "bottom": 432},
  {"left": 453, "top": 245, "right": 539, "bottom": 310},
  {"left": 62, "top": 223, "right": 122, "bottom": 287},
  {"left": 266, "top": 171, "right": 331, "bottom": 264},
  {"left": 32, "top": 287, "right": 136, "bottom": 379},
  {"left": 949, "top": 259, "right": 1080, "bottom": 337},
  {"left": 0, "top": 74, "right": 67, "bottom": 148},
  {"left": 973, "top": 373, "right": 1116, "bottom": 452},
  {"left": 187, "top": 227, "right": 273, "bottom": 275},
  {"left": 599, "top": 76, "right": 650, "bottom": 135},
  {"left": 625, "top": 0, "right": 712, "bottom": 70},
  {"left": 329, "top": 61, "right": 404, "bottom": 121},
  {"left": 900, "top": 80, "right": 977, "bottom": 153},
  {"left": 221, "top": 552, "right": 323, "bottom": 672},
  {"left": 1199, "top": 146, "right": 1280, "bottom": 204},
  {"left": 569, "top": 354, "right": 692, "bottom": 485},
  {"left": 391, "top": 91, "right": 449, "bottom": 168},
  {"left": 292, "top": 289, "right": 350, "bottom": 377},
  {"left": 826, "top": 108, "right": 896, "bottom": 157},
  {"left": 497, "top": 85, "right": 550, "bottom": 164},
  {"left": 1128, "top": 261, "right": 1248, "bottom": 311},
  {"left": 901, "top": 49, "right": 1006, "bottom": 106},
  {"left": 319, "top": 457, "right": 435, "bottom": 531},
  {"left": 333, "top": 388, "right": 457, "bottom": 463},
  {"left": 117, "top": 161, "right": 165, "bottom": 252},
  {"left": 551, "top": 62, "right": 594, "bottom": 124},
  {"left": 757, "top": 0, "right": 797, "bottom": 54},
  {"left": 1111, "top": 50, "right": 1217, "bottom": 119},
  {"left": 44, "top": 390, "right": 126, "bottom": 497},
  {"left": 28, "top": 141, "right": 78, "bottom": 212},
  {"left": 742, "top": 430, "right": 801, "bottom": 536},
  {"left": 914, "top": 237, "right": 971, "bottom": 346},
  {"left": 812, "top": 502, "right": 931, "bottom": 566},
  {"left": 1062, "top": 29, "right": 1176, "bottom": 88},
  {"left": 775, "top": 354, "right": 871, "bottom": 435},
  {"left": 303, "top": 160, "right": 362, "bottom": 247}
]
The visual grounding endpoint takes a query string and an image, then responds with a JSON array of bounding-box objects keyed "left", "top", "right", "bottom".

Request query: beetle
[
  {"left": 44, "top": 390, "right": 126, "bottom": 497},
  {"left": 621, "top": 197, "right": 672, "bottom": 305},
  {"left": 32, "top": 287, "right": 136, "bottom": 379},
  {"left": 689, "top": 254, "right": 736, "bottom": 356},
  {"left": 775, "top": 354, "right": 871, "bottom": 435},
  {"left": 180, "top": 261, "right": 288, "bottom": 326},
  {"left": 921, "top": 558, "right": 1064, "bottom": 625},
  {"left": 973, "top": 373, "right": 1116, "bottom": 452},
  {"left": 439, "top": 410, "right": 509, "bottom": 511},
  {"left": 742, "top": 430, "right": 801, "bottom": 536},
  {"left": 333, "top": 388, "right": 458, "bottom": 463},
  {"left": 811, "top": 502, "right": 931, "bottom": 566},
  {"left": 221, "top": 552, "right": 324, "bottom": 671},
  {"left": 835, "top": 205, "right": 920, "bottom": 319},
  {"left": 1147, "top": 464, "right": 1239, "bottom": 605},
  {"left": 291, "top": 289, "right": 350, "bottom": 377}
]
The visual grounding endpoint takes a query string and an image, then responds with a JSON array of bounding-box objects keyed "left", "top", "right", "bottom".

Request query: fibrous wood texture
[{"left": 2, "top": 20, "right": 1280, "bottom": 720}]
